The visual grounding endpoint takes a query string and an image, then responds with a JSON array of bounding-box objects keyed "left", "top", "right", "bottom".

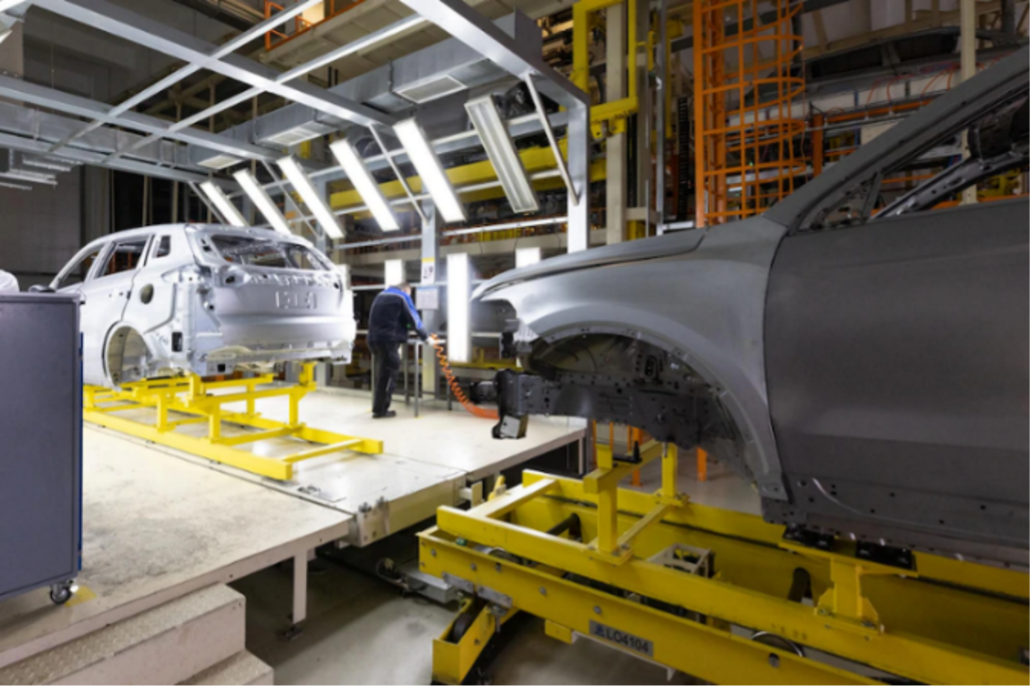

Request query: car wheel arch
[
  {"left": 103, "top": 321, "right": 154, "bottom": 388},
  {"left": 514, "top": 304, "right": 788, "bottom": 501}
]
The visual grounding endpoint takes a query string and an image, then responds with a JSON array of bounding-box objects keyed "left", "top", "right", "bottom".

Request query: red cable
[{"left": 429, "top": 335, "right": 499, "bottom": 420}]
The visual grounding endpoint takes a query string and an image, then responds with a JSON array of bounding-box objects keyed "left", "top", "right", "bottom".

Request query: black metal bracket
[
  {"left": 856, "top": 541, "right": 915, "bottom": 571},
  {"left": 782, "top": 526, "right": 835, "bottom": 551},
  {"left": 612, "top": 440, "right": 643, "bottom": 465}
]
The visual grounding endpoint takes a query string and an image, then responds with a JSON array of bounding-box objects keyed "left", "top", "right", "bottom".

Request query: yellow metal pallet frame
[
  {"left": 83, "top": 363, "right": 383, "bottom": 481},
  {"left": 422, "top": 443, "right": 1029, "bottom": 685}
]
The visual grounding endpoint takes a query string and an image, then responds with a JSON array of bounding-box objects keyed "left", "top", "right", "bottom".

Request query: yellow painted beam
[
  {"left": 508, "top": 501, "right": 1027, "bottom": 669},
  {"left": 422, "top": 530, "right": 875, "bottom": 685},
  {"left": 524, "top": 470, "right": 1030, "bottom": 600},
  {"left": 429, "top": 487, "right": 1029, "bottom": 685}
]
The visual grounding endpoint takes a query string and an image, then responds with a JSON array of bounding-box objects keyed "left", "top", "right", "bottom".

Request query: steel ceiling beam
[
  {"left": 0, "top": 99, "right": 238, "bottom": 185},
  {"left": 0, "top": 132, "right": 223, "bottom": 184},
  {"left": 47, "top": 0, "right": 321, "bottom": 156},
  {"left": 396, "top": 0, "right": 587, "bottom": 111},
  {"left": 395, "top": 0, "right": 590, "bottom": 252},
  {"left": 0, "top": 75, "right": 279, "bottom": 161},
  {"left": 123, "top": 14, "right": 423, "bottom": 167},
  {"left": 33, "top": 0, "right": 395, "bottom": 128}
]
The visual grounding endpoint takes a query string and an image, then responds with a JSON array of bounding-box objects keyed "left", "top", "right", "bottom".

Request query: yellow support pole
[
  {"left": 208, "top": 405, "right": 222, "bottom": 441},
  {"left": 594, "top": 444, "right": 620, "bottom": 557},
  {"left": 661, "top": 443, "right": 677, "bottom": 499},
  {"left": 245, "top": 380, "right": 256, "bottom": 417},
  {"left": 156, "top": 394, "right": 170, "bottom": 433}
]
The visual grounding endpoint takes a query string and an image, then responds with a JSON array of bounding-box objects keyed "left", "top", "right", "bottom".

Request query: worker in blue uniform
[{"left": 368, "top": 282, "right": 429, "bottom": 418}]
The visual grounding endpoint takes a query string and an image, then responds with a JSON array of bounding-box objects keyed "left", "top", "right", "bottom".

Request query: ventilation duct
[{"left": 235, "top": 12, "right": 542, "bottom": 149}]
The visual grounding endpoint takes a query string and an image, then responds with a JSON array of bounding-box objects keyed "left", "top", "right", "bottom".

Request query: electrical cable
[{"left": 428, "top": 335, "right": 499, "bottom": 420}]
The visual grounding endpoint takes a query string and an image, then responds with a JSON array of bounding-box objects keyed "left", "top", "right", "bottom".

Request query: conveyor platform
[{"left": 424, "top": 443, "right": 1030, "bottom": 685}]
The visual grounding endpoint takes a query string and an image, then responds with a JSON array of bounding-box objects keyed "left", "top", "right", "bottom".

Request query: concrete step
[
  {"left": 182, "top": 651, "right": 273, "bottom": 686},
  {"left": 0, "top": 586, "right": 244, "bottom": 685}
]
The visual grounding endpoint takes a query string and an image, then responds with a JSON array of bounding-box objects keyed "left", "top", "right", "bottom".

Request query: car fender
[{"left": 481, "top": 216, "right": 790, "bottom": 500}]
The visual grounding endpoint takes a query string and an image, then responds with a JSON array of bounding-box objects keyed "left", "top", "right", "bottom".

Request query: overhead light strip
[
  {"left": 329, "top": 138, "right": 400, "bottom": 232},
  {"left": 233, "top": 169, "right": 292, "bottom": 234},
  {"left": 200, "top": 181, "right": 248, "bottom": 227},
  {"left": 277, "top": 156, "right": 343, "bottom": 239},
  {"left": 465, "top": 95, "right": 539, "bottom": 213},
  {"left": 393, "top": 118, "right": 466, "bottom": 223}
]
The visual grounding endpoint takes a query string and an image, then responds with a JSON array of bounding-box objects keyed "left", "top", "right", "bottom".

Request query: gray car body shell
[{"left": 474, "top": 47, "right": 1030, "bottom": 560}]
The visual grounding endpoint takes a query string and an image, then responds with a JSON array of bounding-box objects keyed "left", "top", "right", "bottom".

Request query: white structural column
[
  {"left": 446, "top": 253, "right": 471, "bottom": 363},
  {"left": 959, "top": 0, "right": 979, "bottom": 206},
  {"left": 606, "top": 2, "right": 627, "bottom": 244},
  {"left": 395, "top": 0, "right": 591, "bottom": 254},
  {"left": 420, "top": 201, "right": 441, "bottom": 395}
]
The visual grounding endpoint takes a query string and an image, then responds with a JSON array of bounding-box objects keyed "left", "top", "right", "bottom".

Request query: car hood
[{"left": 474, "top": 226, "right": 708, "bottom": 300}]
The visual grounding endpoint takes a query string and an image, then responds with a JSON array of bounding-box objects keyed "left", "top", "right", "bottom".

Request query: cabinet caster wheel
[{"left": 49, "top": 582, "right": 74, "bottom": 605}]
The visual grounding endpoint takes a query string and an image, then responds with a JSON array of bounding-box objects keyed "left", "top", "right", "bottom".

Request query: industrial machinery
[
  {"left": 0, "top": 294, "right": 82, "bottom": 605},
  {"left": 474, "top": 46, "right": 1030, "bottom": 569},
  {"left": 422, "top": 445, "right": 1029, "bottom": 684}
]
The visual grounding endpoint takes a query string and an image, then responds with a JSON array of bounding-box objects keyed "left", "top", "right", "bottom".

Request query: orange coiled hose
[{"left": 429, "top": 335, "right": 499, "bottom": 420}]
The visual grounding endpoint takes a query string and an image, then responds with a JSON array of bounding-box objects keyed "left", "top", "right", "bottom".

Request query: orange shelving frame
[{"left": 693, "top": 0, "right": 807, "bottom": 226}]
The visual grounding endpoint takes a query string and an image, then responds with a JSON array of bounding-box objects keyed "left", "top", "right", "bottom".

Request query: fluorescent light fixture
[
  {"left": 515, "top": 247, "right": 542, "bottom": 268},
  {"left": 330, "top": 138, "right": 399, "bottom": 232},
  {"left": 447, "top": 253, "right": 471, "bottom": 363},
  {"left": 277, "top": 156, "right": 342, "bottom": 239},
  {"left": 200, "top": 181, "right": 247, "bottom": 227},
  {"left": 233, "top": 169, "right": 292, "bottom": 235},
  {"left": 465, "top": 95, "right": 539, "bottom": 213},
  {"left": 393, "top": 118, "right": 465, "bottom": 223},
  {"left": 384, "top": 259, "right": 405, "bottom": 287}
]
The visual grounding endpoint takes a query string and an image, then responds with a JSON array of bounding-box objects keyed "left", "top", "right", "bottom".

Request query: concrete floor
[{"left": 231, "top": 558, "right": 678, "bottom": 685}]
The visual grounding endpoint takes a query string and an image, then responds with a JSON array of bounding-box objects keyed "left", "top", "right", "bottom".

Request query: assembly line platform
[{"left": 0, "top": 389, "right": 584, "bottom": 669}]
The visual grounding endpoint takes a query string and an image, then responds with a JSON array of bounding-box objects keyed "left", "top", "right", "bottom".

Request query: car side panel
[{"left": 764, "top": 200, "right": 1030, "bottom": 564}]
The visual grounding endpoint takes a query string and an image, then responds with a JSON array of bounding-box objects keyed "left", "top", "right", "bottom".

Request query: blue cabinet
[{"left": 0, "top": 293, "right": 82, "bottom": 604}]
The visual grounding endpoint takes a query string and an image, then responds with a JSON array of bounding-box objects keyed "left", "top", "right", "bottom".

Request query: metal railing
[{"left": 265, "top": 0, "right": 367, "bottom": 51}]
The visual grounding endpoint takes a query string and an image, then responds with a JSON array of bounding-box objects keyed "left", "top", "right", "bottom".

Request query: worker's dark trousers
[{"left": 371, "top": 341, "right": 401, "bottom": 416}]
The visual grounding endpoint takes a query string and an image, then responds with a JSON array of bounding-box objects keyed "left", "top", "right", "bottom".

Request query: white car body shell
[{"left": 50, "top": 224, "right": 356, "bottom": 387}]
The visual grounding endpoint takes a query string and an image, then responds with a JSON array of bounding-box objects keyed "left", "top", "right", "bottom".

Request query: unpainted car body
[
  {"left": 477, "top": 48, "right": 1029, "bottom": 567},
  {"left": 47, "top": 224, "right": 356, "bottom": 387}
]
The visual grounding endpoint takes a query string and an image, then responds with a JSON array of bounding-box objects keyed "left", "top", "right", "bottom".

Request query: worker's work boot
[{"left": 373, "top": 410, "right": 397, "bottom": 419}]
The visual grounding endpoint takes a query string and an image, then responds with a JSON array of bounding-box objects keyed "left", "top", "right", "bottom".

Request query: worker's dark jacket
[{"left": 368, "top": 287, "right": 429, "bottom": 346}]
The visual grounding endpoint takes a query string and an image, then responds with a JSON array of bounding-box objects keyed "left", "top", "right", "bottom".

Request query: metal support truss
[
  {"left": 396, "top": 0, "right": 591, "bottom": 252},
  {"left": 106, "top": 14, "right": 424, "bottom": 168},
  {"left": 46, "top": 0, "right": 322, "bottom": 156},
  {"left": 82, "top": 364, "right": 383, "bottom": 481},
  {"left": 33, "top": 0, "right": 394, "bottom": 131},
  {"left": 421, "top": 447, "right": 1030, "bottom": 685},
  {"left": 0, "top": 75, "right": 278, "bottom": 162},
  {"left": 0, "top": 130, "right": 223, "bottom": 185}
]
